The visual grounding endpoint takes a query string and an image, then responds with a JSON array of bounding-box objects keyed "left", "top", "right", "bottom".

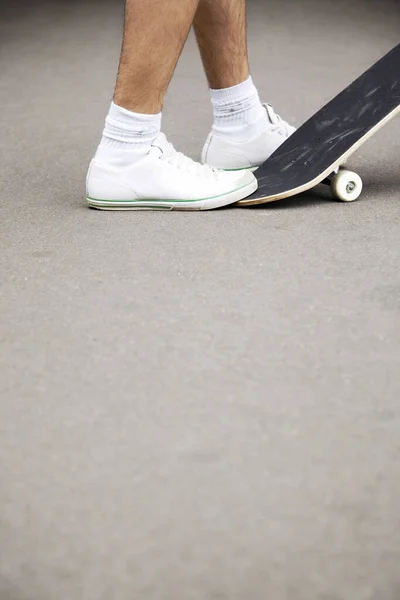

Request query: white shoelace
[
  {"left": 156, "top": 135, "right": 218, "bottom": 179},
  {"left": 264, "top": 103, "right": 295, "bottom": 137}
]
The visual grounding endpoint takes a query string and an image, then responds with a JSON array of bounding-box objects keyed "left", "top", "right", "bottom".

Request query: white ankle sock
[
  {"left": 95, "top": 102, "right": 162, "bottom": 167},
  {"left": 210, "top": 76, "right": 268, "bottom": 142}
]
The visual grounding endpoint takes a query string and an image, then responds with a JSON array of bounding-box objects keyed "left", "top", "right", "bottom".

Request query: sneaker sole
[
  {"left": 87, "top": 178, "right": 257, "bottom": 211},
  {"left": 223, "top": 166, "right": 260, "bottom": 173}
]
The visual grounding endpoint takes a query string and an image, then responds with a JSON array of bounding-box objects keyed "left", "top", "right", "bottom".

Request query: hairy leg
[
  {"left": 114, "top": 0, "right": 200, "bottom": 113},
  {"left": 193, "top": 0, "right": 249, "bottom": 89},
  {"left": 87, "top": 0, "right": 258, "bottom": 211}
]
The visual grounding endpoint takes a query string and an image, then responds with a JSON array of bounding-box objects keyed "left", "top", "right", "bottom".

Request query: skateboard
[{"left": 238, "top": 43, "right": 400, "bottom": 206}]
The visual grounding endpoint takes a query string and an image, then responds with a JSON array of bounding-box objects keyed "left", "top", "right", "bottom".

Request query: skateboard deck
[{"left": 238, "top": 43, "right": 400, "bottom": 206}]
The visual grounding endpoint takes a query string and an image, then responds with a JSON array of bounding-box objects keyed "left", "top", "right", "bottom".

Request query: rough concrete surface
[{"left": 1, "top": 1, "right": 400, "bottom": 599}]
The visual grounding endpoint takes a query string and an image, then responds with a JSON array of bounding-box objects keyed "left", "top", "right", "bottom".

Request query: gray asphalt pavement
[{"left": 1, "top": 1, "right": 400, "bottom": 599}]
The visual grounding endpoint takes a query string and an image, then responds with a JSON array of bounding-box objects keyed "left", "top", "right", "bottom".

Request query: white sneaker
[
  {"left": 86, "top": 133, "right": 257, "bottom": 210},
  {"left": 201, "top": 104, "right": 296, "bottom": 171}
]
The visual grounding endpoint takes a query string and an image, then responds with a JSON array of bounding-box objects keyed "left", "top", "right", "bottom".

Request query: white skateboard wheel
[{"left": 330, "top": 170, "right": 363, "bottom": 202}]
